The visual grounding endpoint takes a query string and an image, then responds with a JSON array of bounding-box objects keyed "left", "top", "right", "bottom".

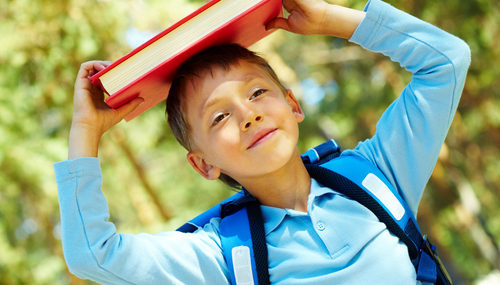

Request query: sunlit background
[{"left": 1, "top": 0, "right": 499, "bottom": 284}]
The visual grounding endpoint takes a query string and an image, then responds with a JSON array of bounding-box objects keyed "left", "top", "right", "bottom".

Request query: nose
[{"left": 241, "top": 112, "right": 263, "bottom": 131}]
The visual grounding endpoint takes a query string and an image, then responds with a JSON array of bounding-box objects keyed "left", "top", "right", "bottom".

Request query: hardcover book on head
[{"left": 90, "top": 0, "right": 283, "bottom": 120}]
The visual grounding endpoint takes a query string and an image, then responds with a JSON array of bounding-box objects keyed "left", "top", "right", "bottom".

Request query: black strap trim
[
  {"left": 176, "top": 223, "right": 198, "bottom": 233},
  {"left": 404, "top": 219, "right": 422, "bottom": 251},
  {"left": 221, "top": 193, "right": 257, "bottom": 218},
  {"left": 306, "top": 164, "right": 420, "bottom": 259},
  {"left": 246, "top": 201, "right": 270, "bottom": 285}
]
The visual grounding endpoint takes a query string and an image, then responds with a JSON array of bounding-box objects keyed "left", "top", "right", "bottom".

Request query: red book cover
[{"left": 90, "top": 0, "right": 283, "bottom": 121}]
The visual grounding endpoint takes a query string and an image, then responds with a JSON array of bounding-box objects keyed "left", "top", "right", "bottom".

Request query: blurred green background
[{"left": 1, "top": 0, "right": 499, "bottom": 284}]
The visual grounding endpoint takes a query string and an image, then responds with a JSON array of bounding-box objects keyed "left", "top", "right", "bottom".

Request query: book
[{"left": 90, "top": 0, "right": 283, "bottom": 121}]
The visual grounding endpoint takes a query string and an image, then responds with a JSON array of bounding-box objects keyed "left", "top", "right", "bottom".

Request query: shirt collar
[
  {"left": 260, "top": 205, "right": 287, "bottom": 236},
  {"left": 260, "top": 178, "right": 333, "bottom": 236},
  {"left": 310, "top": 177, "right": 333, "bottom": 196}
]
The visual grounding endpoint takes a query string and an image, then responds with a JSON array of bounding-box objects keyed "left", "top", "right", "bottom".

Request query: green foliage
[{"left": 1, "top": 0, "right": 498, "bottom": 284}]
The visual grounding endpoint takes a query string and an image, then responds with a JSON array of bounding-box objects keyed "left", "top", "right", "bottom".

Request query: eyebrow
[
  {"left": 200, "top": 74, "right": 263, "bottom": 119},
  {"left": 202, "top": 94, "right": 225, "bottom": 120}
]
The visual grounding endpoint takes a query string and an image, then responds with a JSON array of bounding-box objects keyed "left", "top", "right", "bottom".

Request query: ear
[
  {"left": 186, "top": 151, "right": 221, "bottom": 180},
  {"left": 285, "top": 89, "right": 305, "bottom": 123}
]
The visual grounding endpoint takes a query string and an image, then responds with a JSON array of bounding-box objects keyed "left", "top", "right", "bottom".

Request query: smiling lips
[{"left": 247, "top": 128, "right": 278, "bottom": 150}]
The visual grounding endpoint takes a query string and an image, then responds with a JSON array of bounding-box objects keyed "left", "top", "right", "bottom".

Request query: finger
[
  {"left": 266, "top": 17, "right": 291, "bottom": 31},
  {"left": 94, "top": 61, "right": 113, "bottom": 73},
  {"left": 77, "top": 61, "right": 111, "bottom": 79},
  {"left": 282, "top": 0, "right": 298, "bottom": 13},
  {"left": 75, "top": 61, "right": 110, "bottom": 91},
  {"left": 114, "top": 97, "right": 145, "bottom": 121},
  {"left": 88, "top": 61, "right": 113, "bottom": 77}
]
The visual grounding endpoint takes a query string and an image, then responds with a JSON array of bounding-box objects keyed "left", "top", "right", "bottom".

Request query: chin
[{"left": 260, "top": 141, "right": 299, "bottom": 172}]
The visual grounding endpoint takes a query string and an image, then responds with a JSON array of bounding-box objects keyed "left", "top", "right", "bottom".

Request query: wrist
[
  {"left": 321, "top": 5, "right": 366, "bottom": 39},
  {"left": 68, "top": 122, "right": 102, "bottom": 159}
]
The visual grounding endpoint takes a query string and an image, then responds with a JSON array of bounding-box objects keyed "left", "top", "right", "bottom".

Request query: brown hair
[{"left": 166, "top": 44, "right": 287, "bottom": 188}]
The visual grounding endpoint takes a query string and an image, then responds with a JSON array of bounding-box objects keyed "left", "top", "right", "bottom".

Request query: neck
[{"left": 237, "top": 148, "right": 311, "bottom": 212}]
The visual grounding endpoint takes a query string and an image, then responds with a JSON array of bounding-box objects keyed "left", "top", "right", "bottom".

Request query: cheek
[
  {"left": 268, "top": 100, "right": 301, "bottom": 141},
  {"left": 264, "top": 99, "right": 297, "bottom": 124},
  {"left": 204, "top": 123, "right": 241, "bottom": 158},
  {"left": 218, "top": 127, "right": 241, "bottom": 147}
]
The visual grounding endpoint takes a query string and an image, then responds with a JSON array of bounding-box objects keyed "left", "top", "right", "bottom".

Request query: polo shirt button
[{"left": 316, "top": 222, "right": 326, "bottom": 231}]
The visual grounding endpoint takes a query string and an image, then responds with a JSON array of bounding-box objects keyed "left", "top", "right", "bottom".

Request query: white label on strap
[
  {"left": 362, "top": 173, "right": 405, "bottom": 220},
  {"left": 231, "top": 246, "right": 255, "bottom": 285}
]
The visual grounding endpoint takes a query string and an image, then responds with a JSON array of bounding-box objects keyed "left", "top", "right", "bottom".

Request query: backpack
[{"left": 177, "top": 139, "right": 452, "bottom": 285}]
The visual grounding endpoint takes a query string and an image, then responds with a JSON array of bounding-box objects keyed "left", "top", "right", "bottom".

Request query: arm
[
  {"left": 343, "top": 0, "right": 470, "bottom": 214},
  {"left": 55, "top": 62, "right": 230, "bottom": 283},
  {"left": 270, "top": 0, "right": 471, "bottom": 214},
  {"left": 54, "top": 159, "right": 229, "bottom": 284}
]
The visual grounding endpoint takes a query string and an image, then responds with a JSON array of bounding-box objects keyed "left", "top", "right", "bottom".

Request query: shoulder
[{"left": 192, "top": 217, "right": 224, "bottom": 249}]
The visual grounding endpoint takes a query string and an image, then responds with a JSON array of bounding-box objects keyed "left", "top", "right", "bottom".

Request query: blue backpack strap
[
  {"left": 176, "top": 190, "right": 246, "bottom": 233},
  {"left": 219, "top": 194, "right": 270, "bottom": 285},
  {"left": 303, "top": 140, "right": 451, "bottom": 284},
  {"left": 177, "top": 190, "right": 269, "bottom": 285},
  {"left": 306, "top": 155, "right": 423, "bottom": 259}
]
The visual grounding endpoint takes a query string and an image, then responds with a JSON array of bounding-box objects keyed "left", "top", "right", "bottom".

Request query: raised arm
[
  {"left": 54, "top": 62, "right": 230, "bottom": 284},
  {"left": 54, "top": 158, "right": 229, "bottom": 284},
  {"left": 269, "top": 0, "right": 471, "bottom": 214},
  {"left": 341, "top": 0, "right": 471, "bottom": 214}
]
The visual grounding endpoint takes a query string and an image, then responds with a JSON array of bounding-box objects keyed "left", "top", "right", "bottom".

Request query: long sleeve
[
  {"left": 345, "top": 0, "right": 471, "bottom": 215},
  {"left": 53, "top": 158, "right": 230, "bottom": 284}
]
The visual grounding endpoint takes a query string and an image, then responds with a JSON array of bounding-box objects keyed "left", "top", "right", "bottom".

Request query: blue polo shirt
[{"left": 53, "top": 0, "right": 470, "bottom": 284}]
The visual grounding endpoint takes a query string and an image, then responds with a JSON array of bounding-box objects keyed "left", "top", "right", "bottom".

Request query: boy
[{"left": 54, "top": 0, "right": 470, "bottom": 284}]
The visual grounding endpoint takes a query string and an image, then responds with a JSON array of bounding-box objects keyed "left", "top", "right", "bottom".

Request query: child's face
[{"left": 183, "top": 60, "right": 304, "bottom": 182}]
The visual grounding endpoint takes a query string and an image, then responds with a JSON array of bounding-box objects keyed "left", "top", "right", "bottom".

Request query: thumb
[
  {"left": 115, "top": 97, "right": 145, "bottom": 119},
  {"left": 266, "top": 17, "right": 291, "bottom": 31}
]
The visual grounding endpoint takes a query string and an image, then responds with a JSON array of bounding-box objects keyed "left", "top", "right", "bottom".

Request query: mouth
[{"left": 247, "top": 128, "right": 278, "bottom": 150}]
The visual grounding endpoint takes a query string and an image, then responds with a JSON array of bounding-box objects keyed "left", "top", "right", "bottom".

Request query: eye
[
  {"left": 250, "top": 88, "right": 267, "bottom": 100},
  {"left": 211, "top": 113, "right": 228, "bottom": 126}
]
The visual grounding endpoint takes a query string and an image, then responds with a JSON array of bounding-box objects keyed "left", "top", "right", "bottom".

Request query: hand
[
  {"left": 266, "top": 0, "right": 329, "bottom": 35},
  {"left": 68, "top": 61, "right": 143, "bottom": 159},
  {"left": 266, "top": 0, "right": 365, "bottom": 39},
  {"left": 72, "top": 61, "right": 143, "bottom": 135}
]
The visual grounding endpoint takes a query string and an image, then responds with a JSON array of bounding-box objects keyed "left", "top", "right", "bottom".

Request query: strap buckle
[{"left": 302, "top": 139, "right": 341, "bottom": 164}]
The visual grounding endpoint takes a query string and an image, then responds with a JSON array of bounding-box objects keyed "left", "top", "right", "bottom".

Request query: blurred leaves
[{"left": 0, "top": 0, "right": 499, "bottom": 284}]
